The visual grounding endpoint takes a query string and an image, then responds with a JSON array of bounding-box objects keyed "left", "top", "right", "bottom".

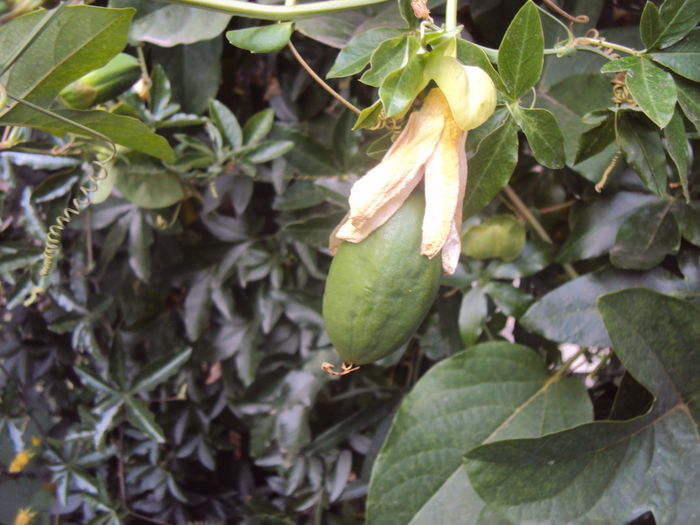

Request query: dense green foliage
[{"left": 0, "top": 0, "right": 699, "bottom": 524}]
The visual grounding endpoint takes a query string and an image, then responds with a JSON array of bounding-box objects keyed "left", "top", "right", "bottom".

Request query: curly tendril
[{"left": 39, "top": 161, "right": 111, "bottom": 276}]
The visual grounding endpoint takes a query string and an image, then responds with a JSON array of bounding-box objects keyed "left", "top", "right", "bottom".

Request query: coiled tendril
[{"left": 39, "top": 160, "right": 110, "bottom": 276}]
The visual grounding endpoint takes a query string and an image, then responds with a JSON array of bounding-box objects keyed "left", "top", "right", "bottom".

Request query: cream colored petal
[
  {"left": 421, "top": 122, "right": 467, "bottom": 259},
  {"left": 440, "top": 132, "right": 468, "bottom": 274},
  {"left": 335, "top": 99, "right": 446, "bottom": 244},
  {"left": 335, "top": 162, "right": 424, "bottom": 243},
  {"left": 328, "top": 212, "right": 351, "bottom": 254},
  {"left": 441, "top": 219, "right": 461, "bottom": 274}
]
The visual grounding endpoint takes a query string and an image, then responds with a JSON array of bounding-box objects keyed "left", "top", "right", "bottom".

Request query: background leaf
[
  {"left": 366, "top": 342, "right": 592, "bottom": 525},
  {"left": 327, "top": 27, "right": 404, "bottom": 78},
  {"left": 521, "top": 266, "right": 697, "bottom": 347},
  {"left": 152, "top": 37, "right": 222, "bottom": 114},
  {"left": 652, "top": 0, "right": 700, "bottom": 49},
  {"left": 618, "top": 114, "right": 668, "bottom": 196},
  {"left": 650, "top": 29, "right": 700, "bottom": 82},
  {"left": 557, "top": 191, "right": 659, "bottom": 263},
  {"left": 512, "top": 107, "right": 565, "bottom": 169},
  {"left": 640, "top": 1, "right": 660, "bottom": 49},
  {"left": 110, "top": 0, "right": 232, "bottom": 46},
  {"left": 663, "top": 108, "right": 690, "bottom": 201},
  {"left": 0, "top": 5, "right": 134, "bottom": 113},
  {"left": 457, "top": 286, "right": 487, "bottom": 346},
  {"left": 463, "top": 119, "right": 518, "bottom": 218},
  {"left": 498, "top": 1, "right": 544, "bottom": 100},
  {"left": 226, "top": 23, "right": 294, "bottom": 54},
  {"left": 465, "top": 289, "right": 700, "bottom": 525},
  {"left": 610, "top": 200, "right": 680, "bottom": 270}
]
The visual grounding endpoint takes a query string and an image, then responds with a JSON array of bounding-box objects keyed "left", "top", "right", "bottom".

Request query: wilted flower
[{"left": 331, "top": 68, "right": 496, "bottom": 274}]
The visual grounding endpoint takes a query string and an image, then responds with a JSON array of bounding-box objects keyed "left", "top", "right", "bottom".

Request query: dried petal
[
  {"left": 421, "top": 94, "right": 466, "bottom": 259},
  {"left": 331, "top": 87, "right": 471, "bottom": 275},
  {"left": 333, "top": 98, "right": 446, "bottom": 245}
]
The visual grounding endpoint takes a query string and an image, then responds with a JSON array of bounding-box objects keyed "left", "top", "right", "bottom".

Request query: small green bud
[{"left": 59, "top": 53, "right": 140, "bottom": 109}]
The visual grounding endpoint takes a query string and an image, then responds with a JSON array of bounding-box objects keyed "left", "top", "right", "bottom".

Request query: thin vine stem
[
  {"left": 552, "top": 345, "right": 588, "bottom": 380},
  {"left": 159, "top": 0, "right": 389, "bottom": 20},
  {"left": 534, "top": 1, "right": 576, "bottom": 43},
  {"left": 573, "top": 36, "right": 639, "bottom": 56},
  {"left": 475, "top": 36, "right": 638, "bottom": 64},
  {"left": 540, "top": 0, "right": 589, "bottom": 25},
  {"left": 287, "top": 41, "right": 361, "bottom": 115},
  {"left": 503, "top": 185, "right": 578, "bottom": 280}
]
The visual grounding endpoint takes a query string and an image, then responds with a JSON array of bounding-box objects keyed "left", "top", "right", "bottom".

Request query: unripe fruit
[{"left": 323, "top": 192, "right": 442, "bottom": 365}]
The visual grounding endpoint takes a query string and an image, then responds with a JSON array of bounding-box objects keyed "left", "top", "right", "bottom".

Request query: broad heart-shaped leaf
[
  {"left": 465, "top": 289, "right": 700, "bottom": 525},
  {"left": 226, "top": 23, "right": 293, "bottom": 54},
  {"left": 498, "top": 1, "right": 543, "bottom": 101},
  {"left": 130, "top": 347, "right": 192, "bottom": 393},
  {"left": 650, "top": 29, "right": 700, "bottom": 82},
  {"left": 110, "top": 0, "right": 232, "bottom": 46},
  {"left": 676, "top": 75, "right": 700, "bottom": 130},
  {"left": 0, "top": 108, "right": 175, "bottom": 162},
  {"left": 0, "top": 5, "right": 133, "bottom": 114},
  {"left": 365, "top": 342, "right": 592, "bottom": 525},
  {"left": 617, "top": 113, "right": 668, "bottom": 197},
  {"left": 512, "top": 106, "right": 565, "bottom": 169},
  {"left": 521, "top": 264, "right": 698, "bottom": 347},
  {"left": 557, "top": 190, "right": 660, "bottom": 263},
  {"left": 610, "top": 200, "right": 680, "bottom": 270},
  {"left": 601, "top": 56, "right": 677, "bottom": 128},
  {"left": 663, "top": 108, "right": 690, "bottom": 201},
  {"left": 463, "top": 118, "right": 518, "bottom": 219},
  {"left": 640, "top": 1, "right": 661, "bottom": 49},
  {"left": 327, "top": 27, "right": 404, "bottom": 78},
  {"left": 651, "top": 0, "right": 700, "bottom": 49}
]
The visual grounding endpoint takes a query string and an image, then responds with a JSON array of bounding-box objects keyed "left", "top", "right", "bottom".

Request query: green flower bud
[
  {"left": 426, "top": 55, "right": 497, "bottom": 130},
  {"left": 59, "top": 53, "right": 140, "bottom": 109}
]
